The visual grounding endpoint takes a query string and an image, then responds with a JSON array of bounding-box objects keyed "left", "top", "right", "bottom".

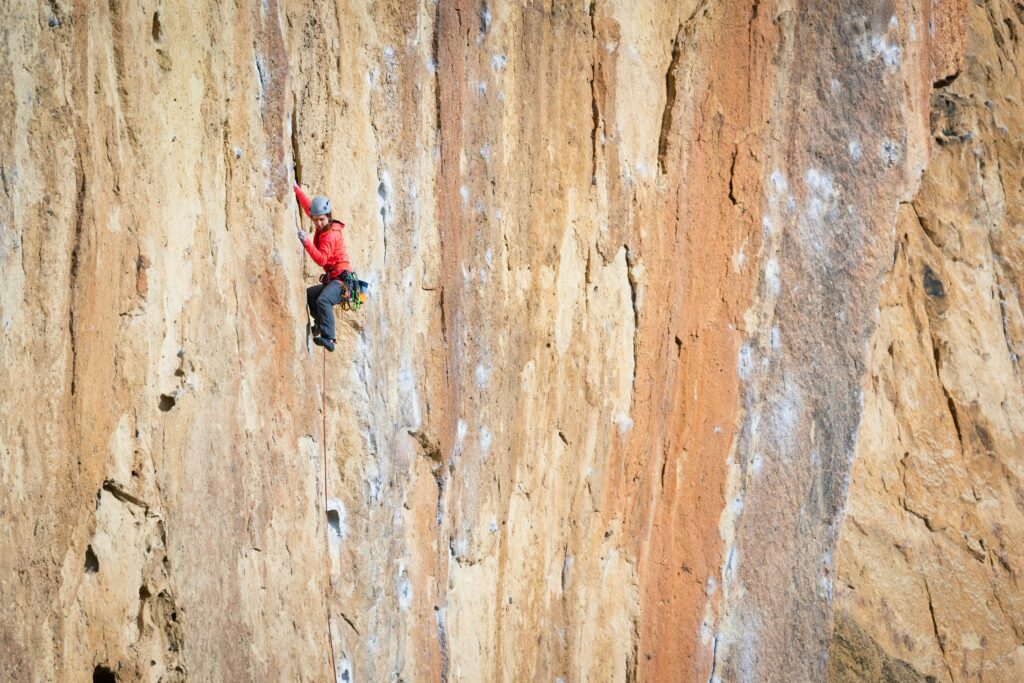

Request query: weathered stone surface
[
  {"left": 831, "top": 2, "right": 1024, "bottom": 681},
  {"left": 0, "top": 0, "right": 1016, "bottom": 682},
  {"left": 831, "top": 614, "right": 937, "bottom": 683}
]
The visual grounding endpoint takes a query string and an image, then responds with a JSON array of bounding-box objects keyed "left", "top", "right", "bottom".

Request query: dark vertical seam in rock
[
  {"left": 707, "top": 633, "right": 721, "bottom": 683},
  {"left": 943, "top": 386, "right": 964, "bottom": 451},
  {"left": 436, "top": 606, "right": 450, "bottom": 683},
  {"left": 727, "top": 145, "right": 739, "bottom": 205},
  {"left": 559, "top": 543, "right": 570, "bottom": 593},
  {"left": 589, "top": 1, "right": 600, "bottom": 181},
  {"left": 658, "top": 0, "right": 712, "bottom": 179},
  {"left": 591, "top": 72, "right": 600, "bottom": 188},
  {"left": 625, "top": 612, "right": 640, "bottom": 683},
  {"left": 222, "top": 120, "right": 232, "bottom": 238},
  {"left": 437, "top": 0, "right": 467, "bottom": 388},
  {"left": 69, "top": 160, "right": 86, "bottom": 397},
  {"left": 338, "top": 611, "right": 360, "bottom": 636},
  {"left": 433, "top": 3, "right": 442, "bottom": 134},
  {"left": 434, "top": 463, "right": 447, "bottom": 526},
  {"left": 657, "top": 28, "right": 682, "bottom": 175},
  {"left": 923, "top": 578, "right": 955, "bottom": 682},
  {"left": 928, "top": 324, "right": 965, "bottom": 451},
  {"left": 625, "top": 245, "right": 640, "bottom": 399},
  {"left": 378, "top": 169, "right": 389, "bottom": 268},
  {"left": 290, "top": 101, "right": 302, "bottom": 186},
  {"left": 438, "top": 288, "right": 448, "bottom": 350}
]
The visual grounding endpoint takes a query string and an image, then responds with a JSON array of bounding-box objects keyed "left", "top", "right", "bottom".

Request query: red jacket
[{"left": 294, "top": 184, "right": 351, "bottom": 279}]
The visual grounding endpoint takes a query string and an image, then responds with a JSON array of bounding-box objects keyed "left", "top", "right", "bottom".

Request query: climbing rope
[{"left": 322, "top": 347, "right": 338, "bottom": 681}]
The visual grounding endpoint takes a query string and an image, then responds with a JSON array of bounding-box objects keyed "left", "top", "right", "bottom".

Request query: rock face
[
  {"left": 830, "top": 2, "right": 1024, "bottom": 681},
  {"left": 0, "top": 1, "right": 1018, "bottom": 682}
]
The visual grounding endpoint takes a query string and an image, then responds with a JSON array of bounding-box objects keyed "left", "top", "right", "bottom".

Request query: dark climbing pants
[{"left": 306, "top": 278, "right": 345, "bottom": 341}]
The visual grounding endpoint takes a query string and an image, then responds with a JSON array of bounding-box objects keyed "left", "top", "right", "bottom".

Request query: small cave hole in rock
[
  {"left": 151, "top": 12, "right": 163, "bottom": 42},
  {"left": 93, "top": 665, "right": 117, "bottom": 682},
  {"left": 327, "top": 509, "right": 341, "bottom": 539},
  {"left": 84, "top": 545, "right": 99, "bottom": 574},
  {"left": 922, "top": 264, "right": 946, "bottom": 299},
  {"left": 158, "top": 394, "right": 176, "bottom": 412}
]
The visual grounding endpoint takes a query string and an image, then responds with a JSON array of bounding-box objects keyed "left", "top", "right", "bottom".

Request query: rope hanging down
[{"left": 322, "top": 347, "right": 338, "bottom": 681}]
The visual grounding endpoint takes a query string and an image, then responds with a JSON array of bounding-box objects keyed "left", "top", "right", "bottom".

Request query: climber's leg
[
  {"left": 315, "top": 279, "right": 345, "bottom": 341},
  {"left": 307, "top": 284, "right": 324, "bottom": 323}
]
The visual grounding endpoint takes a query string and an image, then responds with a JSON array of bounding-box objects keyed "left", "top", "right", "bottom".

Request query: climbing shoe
[
  {"left": 311, "top": 321, "right": 322, "bottom": 337},
  {"left": 313, "top": 335, "right": 335, "bottom": 352}
]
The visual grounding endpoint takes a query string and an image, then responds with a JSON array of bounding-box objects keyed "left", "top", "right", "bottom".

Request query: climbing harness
[{"left": 316, "top": 270, "right": 369, "bottom": 313}]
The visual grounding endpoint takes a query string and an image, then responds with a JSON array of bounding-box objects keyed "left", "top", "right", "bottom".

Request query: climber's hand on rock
[{"left": 297, "top": 229, "right": 309, "bottom": 242}]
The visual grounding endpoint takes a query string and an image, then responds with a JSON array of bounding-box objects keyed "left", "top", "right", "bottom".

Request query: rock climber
[{"left": 294, "top": 184, "right": 351, "bottom": 353}]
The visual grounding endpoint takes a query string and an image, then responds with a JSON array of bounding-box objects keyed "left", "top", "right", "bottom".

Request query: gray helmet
[{"left": 310, "top": 195, "right": 332, "bottom": 217}]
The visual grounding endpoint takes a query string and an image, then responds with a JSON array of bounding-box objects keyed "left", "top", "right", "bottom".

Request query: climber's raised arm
[{"left": 294, "top": 184, "right": 313, "bottom": 218}]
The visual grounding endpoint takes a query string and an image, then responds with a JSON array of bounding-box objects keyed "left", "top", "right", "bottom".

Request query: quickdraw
[{"left": 339, "top": 271, "right": 369, "bottom": 312}]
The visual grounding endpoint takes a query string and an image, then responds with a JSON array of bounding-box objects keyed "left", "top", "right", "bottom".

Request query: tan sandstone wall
[
  {"left": 2, "top": 1, "right": 1014, "bottom": 682},
  {"left": 830, "top": 2, "right": 1024, "bottom": 681}
]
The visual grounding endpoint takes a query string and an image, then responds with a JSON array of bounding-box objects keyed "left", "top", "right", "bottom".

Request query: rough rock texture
[
  {"left": 830, "top": 2, "right": 1024, "bottom": 681},
  {"left": 0, "top": 0, "right": 1016, "bottom": 682}
]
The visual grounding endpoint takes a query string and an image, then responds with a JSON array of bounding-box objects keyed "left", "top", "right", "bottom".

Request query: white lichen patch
[
  {"left": 879, "top": 139, "right": 902, "bottom": 164},
  {"left": 848, "top": 139, "right": 863, "bottom": 162},
  {"left": 398, "top": 569, "right": 413, "bottom": 611},
  {"left": 770, "top": 170, "right": 788, "bottom": 195},
  {"left": 804, "top": 168, "right": 837, "bottom": 223},
  {"left": 764, "top": 258, "right": 780, "bottom": 296},
  {"left": 475, "top": 363, "right": 490, "bottom": 389}
]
